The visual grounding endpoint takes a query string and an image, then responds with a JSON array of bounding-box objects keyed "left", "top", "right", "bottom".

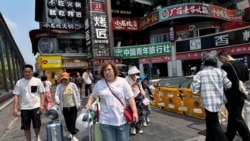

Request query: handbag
[
  {"left": 228, "top": 62, "right": 248, "bottom": 96},
  {"left": 105, "top": 80, "right": 133, "bottom": 123}
]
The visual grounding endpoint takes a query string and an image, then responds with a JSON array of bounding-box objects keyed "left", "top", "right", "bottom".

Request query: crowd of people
[
  {"left": 12, "top": 62, "right": 154, "bottom": 141},
  {"left": 12, "top": 50, "right": 250, "bottom": 141}
]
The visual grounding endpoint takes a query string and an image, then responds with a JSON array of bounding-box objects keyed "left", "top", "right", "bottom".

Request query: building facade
[{"left": 0, "top": 12, "right": 25, "bottom": 101}]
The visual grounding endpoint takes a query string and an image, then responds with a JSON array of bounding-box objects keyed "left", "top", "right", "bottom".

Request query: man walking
[
  {"left": 82, "top": 68, "right": 93, "bottom": 98},
  {"left": 218, "top": 50, "right": 250, "bottom": 141},
  {"left": 13, "top": 64, "right": 45, "bottom": 141}
]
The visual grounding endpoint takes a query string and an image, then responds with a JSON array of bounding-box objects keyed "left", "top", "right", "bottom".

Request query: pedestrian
[
  {"left": 125, "top": 65, "right": 146, "bottom": 135},
  {"left": 82, "top": 68, "right": 93, "bottom": 98},
  {"left": 33, "top": 72, "right": 40, "bottom": 78},
  {"left": 12, "top": 64, "right": 45, "bottom": 141},
  {"left": 75, "top": 72, "right": 83, "bottom": 99},
  {"left": 54, "top": 74, "right": 58, "bottom": 85},
  {"left": 140, "top": 75, "right": 155, "bottom": 127},
  {"left": 86, "top": 60, "right": 138, "bottom": 141},
  {"left": 191, "top": 54, "right": 232, "bottom": 141},
  {"left": 41, "top": 75, "right": 52, "bottom": 111},
  {"left": 218, "top": 50, "right": 250, "bottom": 141},
  {"left": 55, "top": 72, "right": 81, "bottom": 141}
]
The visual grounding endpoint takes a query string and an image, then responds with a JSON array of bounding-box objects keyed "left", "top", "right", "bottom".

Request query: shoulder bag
[
  {"left": 105, "top": 79, "right": 133, "bottom": 123},
  {"left": 228, "top": 62, "right": 248, "bottom": 96}
]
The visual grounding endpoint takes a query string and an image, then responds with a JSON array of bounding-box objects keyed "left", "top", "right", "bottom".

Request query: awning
[{"left": 63, "top": 62, "right": 88, "bottom": 68}]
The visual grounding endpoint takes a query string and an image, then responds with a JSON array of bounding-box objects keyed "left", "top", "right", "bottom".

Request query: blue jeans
[
  {"left": 143, "top": 105, "right": 151, "bottom": 122},
  {"left": 100, "top": 123, "right": 129, "bottom": 141}
]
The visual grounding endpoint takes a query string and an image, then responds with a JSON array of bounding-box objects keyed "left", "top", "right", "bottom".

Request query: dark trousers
[
  {"left": 63, "top": 106, "right": 78, "bottom": 135},
  {"left": 204, "top": 109, "right": 228, "bottom": 141},
  {"left": 85, "top": 84, "right": 92, "bottom": 97},
  {"left": 225, "top": 102, "right": 250, "bottom": 141}
]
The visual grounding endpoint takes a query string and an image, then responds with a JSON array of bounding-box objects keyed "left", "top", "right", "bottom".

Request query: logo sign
[
  {"left": 190, "top": 38, "right": 201, "bottom": 50},
  {"left": 40, "top": 56, "right": 62, "bottom": 69},
  {"left": 38, "top": 37, "right": 54, "bottom": 54},
  {"left": 114, "top": 42, "right": 171, "bottom": 59}
]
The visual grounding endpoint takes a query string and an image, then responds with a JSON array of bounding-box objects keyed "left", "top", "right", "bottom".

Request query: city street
[{"left": 0, "top": 85, "right": 243, "bottom": 141}]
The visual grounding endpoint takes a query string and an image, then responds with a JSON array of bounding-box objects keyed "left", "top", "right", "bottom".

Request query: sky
[{"left": 0, "top": 0, "right": 38, "bottom": 67}]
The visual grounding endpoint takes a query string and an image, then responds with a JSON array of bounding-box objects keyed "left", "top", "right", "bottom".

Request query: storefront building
[
  {"left": 0, "top": 12, "right": 25, "bottom": 101},
  {"left": 113, "top": 2, "right": 250, "bottom": 77}
]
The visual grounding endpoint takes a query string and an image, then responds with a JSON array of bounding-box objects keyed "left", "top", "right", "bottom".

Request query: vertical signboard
[{"left": 85, "top": 0, "right": 110, "bottom": 59}]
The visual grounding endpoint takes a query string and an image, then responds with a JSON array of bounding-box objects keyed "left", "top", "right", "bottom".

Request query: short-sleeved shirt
[
  {"left": 91, "top": 77, "right": 134, "bottom": 126},
  {"left": 13, "top": 77, "right": 45, "bottom": 110}
]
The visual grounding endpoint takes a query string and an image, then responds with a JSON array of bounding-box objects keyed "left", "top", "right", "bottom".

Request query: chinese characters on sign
[
  {"left": 112, "top": 18, "right": 139, "bottom": 31},
  {"left": 210, "top": 5, "right": 242, "bottom": 21},
  {"left": 139, "top": 12, "right": 158, "bottom": 30},
  {"left": 114, "top": 42, "right": 171, "bottom": 59},
  {"left": 40, "top": 23, "right": 83, "bottom": 30},
  {"left": 214, "top": 34, "right": 229, "bottom": 46},
  {"left": 85, "top": 0, "right": 110, "bottom": 59},
  {"left": 42, "top": 0, "right": 84, "bottom": 30},
  {"left": 159, "top": 3, "right": 210, "bottom": 21},
  {"left": 92, "top": 14, "right": 110, "bottom": 57}
]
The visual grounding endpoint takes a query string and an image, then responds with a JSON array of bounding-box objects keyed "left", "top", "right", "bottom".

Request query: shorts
[{"left": 20, "top": 107, "right": 41, "bottom": 130}]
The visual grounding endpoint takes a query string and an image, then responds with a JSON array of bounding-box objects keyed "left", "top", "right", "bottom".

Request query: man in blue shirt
[{"left": 191, "top": 54, "right": 232, "bottom": 141}]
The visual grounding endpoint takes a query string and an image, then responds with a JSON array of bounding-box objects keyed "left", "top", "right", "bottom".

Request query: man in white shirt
[
  {"left": 13, "top": 64, "right": 45, "bottom": 141},
  {"left": 82, "top": 68, "right": 93, "bottom": 98}
]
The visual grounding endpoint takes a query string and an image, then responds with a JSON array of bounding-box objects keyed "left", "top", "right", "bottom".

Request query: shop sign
[
  {"left": 210, "top": 4, "right": 242, "bottom": 21},
  {"left": 39, "top": 0, "right": 84, "bottom": 30},
  {"left": 114, "top": 42, "right": 171, "bottom": 59},
  {"left": 176, "top": 26, "right": 250, "bottom": 53},
  {"left": 91, "top": 13, "right": 110, "bottom": 57},
  {"left": 40, "top": 56, "right": 62, "bottom": 69},
  {"left": 112, "top": 18, "right": 139, "bottom": 31},
  {"left": 159, "top": 3, "right": 210, "bottom": 22},
  {"left": 139, "top": 11, "right": 159, "bottom": 30},
  {"left": 91, "top": 2, "right": 105, "bottom": 12}
]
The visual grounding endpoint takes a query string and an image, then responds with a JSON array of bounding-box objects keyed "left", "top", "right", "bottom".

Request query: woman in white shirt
[{"left": 86, "top": 61, "right": 138, "bottom": 141}]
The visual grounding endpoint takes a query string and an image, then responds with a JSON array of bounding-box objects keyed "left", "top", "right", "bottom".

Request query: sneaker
[
  {"left": 143, "top": 122, "right": 147, "bottom": 127},
  {"left": 71, "top": 136, "right": 79, "bottom": 141},
  {"left": 68, "top": 133, "right": 73, "bottom": 139},
  {"left": 138, "top": 129, "right": 144, "bottom": 134},
  {"left": 147, "top": 117, "right": 150, "bottom": 123},
  {"left": 33, "top": 135, "right": 41, "bottom": 141},
  {"left": 131, "top": 127, "right": 136, "bottom": 135}
]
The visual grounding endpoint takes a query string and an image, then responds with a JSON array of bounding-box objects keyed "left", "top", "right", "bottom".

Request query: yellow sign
[{"left": 40, "top": 56, "right": 62, "bottom": 69}]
